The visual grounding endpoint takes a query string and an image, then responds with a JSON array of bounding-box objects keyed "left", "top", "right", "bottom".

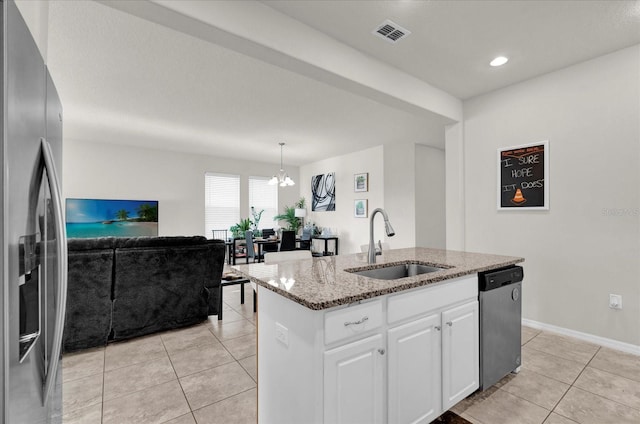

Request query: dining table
[
  {"left": 254, "top": 237, "right": 280, "bottom": 261},
  {"left": 229, "top": 236, "right": 308, "bottom": 264}
]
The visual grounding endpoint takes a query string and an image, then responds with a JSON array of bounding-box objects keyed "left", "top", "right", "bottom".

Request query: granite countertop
[{"left": 232, "top": 247, "right": 524, "bottom": 311}]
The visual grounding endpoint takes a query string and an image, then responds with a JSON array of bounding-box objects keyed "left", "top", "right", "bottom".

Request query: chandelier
[{"left": 268, "top": 142, "right": 295, "bottom": 187}]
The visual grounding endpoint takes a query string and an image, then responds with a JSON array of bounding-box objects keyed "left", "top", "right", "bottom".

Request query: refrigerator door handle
[{"left": 39, "top": 137, "right": 68, "bottom": 405}]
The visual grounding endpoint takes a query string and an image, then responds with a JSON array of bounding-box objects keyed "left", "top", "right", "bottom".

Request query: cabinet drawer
[
  {"left": 325, "top": 300, "right": 383, "bottom": 345},
  {"left": 388, "top": 275, "right": 477, "bottom": 325}
]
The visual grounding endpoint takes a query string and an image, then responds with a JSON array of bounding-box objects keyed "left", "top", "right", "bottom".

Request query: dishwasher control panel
[{"left": 479, "top": 266, "right": 523, "bottom": 291}]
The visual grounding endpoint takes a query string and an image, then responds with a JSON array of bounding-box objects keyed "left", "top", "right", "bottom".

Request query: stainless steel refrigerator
[{"left": 1, "top": 0, "right": 67, "bottom": 422}]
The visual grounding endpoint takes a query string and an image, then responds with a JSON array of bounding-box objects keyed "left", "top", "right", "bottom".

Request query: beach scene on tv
[{"left": 66, "top": 198, "right": 158, "bottom": 238}]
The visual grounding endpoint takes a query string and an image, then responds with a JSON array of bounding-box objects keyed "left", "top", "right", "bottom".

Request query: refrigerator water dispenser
[{"left": 18, "top": 233, "right": 41, "bottom": 362}]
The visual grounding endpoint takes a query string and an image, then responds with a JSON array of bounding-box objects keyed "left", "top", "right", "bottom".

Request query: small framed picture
[
  {"left": 354, "top": 199, "right": 368, "bottom": 218},
  {"left": 354, "top": 173, "right": 368, "bottom": 192}
]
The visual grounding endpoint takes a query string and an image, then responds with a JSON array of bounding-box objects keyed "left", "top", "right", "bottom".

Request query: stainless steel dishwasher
[{"left": 478, "top": 265, "right": 524, "bottom": 390}]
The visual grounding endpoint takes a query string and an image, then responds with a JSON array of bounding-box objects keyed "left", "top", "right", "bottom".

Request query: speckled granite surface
[{"left": 233, "top": 247, "right": 524, "bottom": 310}]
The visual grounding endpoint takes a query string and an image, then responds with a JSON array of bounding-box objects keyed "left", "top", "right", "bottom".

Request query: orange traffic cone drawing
[{"left": 511, "top": 188, "right": 526, "bottom": 205}]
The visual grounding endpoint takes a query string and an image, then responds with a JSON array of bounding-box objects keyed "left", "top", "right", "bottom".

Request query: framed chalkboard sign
[{"left": 498, "top": 140, "right": 549, "bottom": 210}]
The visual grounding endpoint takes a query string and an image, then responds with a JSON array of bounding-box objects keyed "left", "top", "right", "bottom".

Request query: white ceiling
[
  {"left": 45, "top": 0, "right": 640, "bottom": 166},
  {"left": 264, "top": 0, "right": 640, "bottom": 100}
]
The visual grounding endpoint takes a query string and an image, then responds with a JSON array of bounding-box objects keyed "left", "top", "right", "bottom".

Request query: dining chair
[
  {"left": 298, "top": 227, "right": 312, "bottom": 250},
  {"left": 260, "top": 228, "right": 278, "bottom": 253},
  {"left": 279, "top": 230, "right": 296, "bottom": 251},
  {"left": 264, "top": 250, "right": 312, "bottom": 264},
  {"left": 245, "top": 230, "right": 260, "bottom": 263},
  {"left": 212, "top": 229, "right": 228, "bottom": 241}
]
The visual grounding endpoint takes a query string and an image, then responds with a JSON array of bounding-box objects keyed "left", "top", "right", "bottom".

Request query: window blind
[
  {"left": 249, "top": 176, "right": 278, "bottom": 230},
  {"left": 205, "top": 173, "right": 240, "bottom": 238}
]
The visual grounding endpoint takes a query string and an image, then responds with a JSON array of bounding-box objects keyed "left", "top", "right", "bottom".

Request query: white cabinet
[
  {"left": 388, "top": 314, "right": 441, "bottom": 424},
  {"left": 442, "top": 300, "right": 479, "bottom": 409},
  {"left": 387, "top": 298, "right": 479, "bottom": 424},
  {"left": 324, "top": 334, "right": 385, "bottom": 424},
  {"left": 257, "top": 274, "right": 479, "bottom": 424}
]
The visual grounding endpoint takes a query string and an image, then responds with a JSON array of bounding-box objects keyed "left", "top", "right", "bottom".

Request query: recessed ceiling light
[{"left": 490, "top": 56, "right": 509, "bottom": 67}]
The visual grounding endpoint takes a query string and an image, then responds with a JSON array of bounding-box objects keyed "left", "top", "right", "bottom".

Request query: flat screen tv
[{"left": 66, "top": 198, "right": 158, "bottom": 238}]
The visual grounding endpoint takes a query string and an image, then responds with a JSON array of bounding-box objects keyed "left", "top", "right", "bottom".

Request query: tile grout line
[
  {"left": 101, "top": 322, "right": 244, "bottom": 421},
  {"left": 546, "top": 345, "right": 601, "bottom": 424},
  {"left": 68, "top": 291, "right": 255, "bottom": 424},
  {"left": 465, "top": 329, "right": 585, "bottom": 424},
  {"left": 493, "top": 385, "right": 555, "bottom": 422},
  {"left": 176, "top": 294, "right": 255, "bottom": 416},
  {"left": 523, "top": 343, "right": 597, "bottom": 371},
  {"left": 208, "top": 322, "right": 257, "bottom": 343},
  {"left": 159, "top": 327, "right": 194, "bottom": 422},
  {"left": 504, "top": 331, "right": 558, "bottom": 423},
  {"left": 521, "top": 330, "right": 585, "bottom": 386},
  {"left": 530, "top": 331, "right": 601, "bottom": 424},
  {"left": 160, "top": 322, "right": 215, "bottom": 421},
  {"left": 190, "top": 386, "right": 257, "bottom": 417},
  {"left": 569, "top": 347, "right": 640, "bottom": 414}
]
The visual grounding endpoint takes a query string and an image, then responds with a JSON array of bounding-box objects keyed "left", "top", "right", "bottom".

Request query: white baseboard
[{"left": 522, "top": 318, "right": 640, "bottom": 356}]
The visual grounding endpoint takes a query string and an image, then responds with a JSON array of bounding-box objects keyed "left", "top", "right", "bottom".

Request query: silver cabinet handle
[
  {"left": 435, "top": 326, "right": 441, "bottom": 331},
  {"left": 446, "top": 321, "right": 453, "bottom": 327},
  {"left": 344, "top": 316, "right": 369, "bottom": 327},
  {"left": 40, "top": 138, "right": 68, "bottom": 405},
  {"left": 378, "top": 348, "right": 385, "bottom": 355}
]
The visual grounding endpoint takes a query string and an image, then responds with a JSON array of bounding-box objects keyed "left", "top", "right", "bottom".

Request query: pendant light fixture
[{"left": 268, "top": 142, "right": 295, "bottom": 187}]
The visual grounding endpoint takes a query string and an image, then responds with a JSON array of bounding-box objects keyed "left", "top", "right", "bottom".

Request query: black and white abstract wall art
[{"left": 311, "top": 172, "right": 336, "bottom": 211}]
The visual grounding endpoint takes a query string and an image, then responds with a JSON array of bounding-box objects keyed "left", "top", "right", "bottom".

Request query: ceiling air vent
[{"left": 372, "top": 19, "right": 411, "bottom": 44}]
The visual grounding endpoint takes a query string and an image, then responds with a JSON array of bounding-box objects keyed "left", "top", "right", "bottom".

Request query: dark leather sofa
[{"left": 63, "top": 236, "right": 225, "bottom": 352}]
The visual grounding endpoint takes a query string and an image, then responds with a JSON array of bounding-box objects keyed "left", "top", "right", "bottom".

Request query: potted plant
[
  {"left": 230, "top": 217, "right": 253, "bottom": 239},
  {"left": 294, "top": 197, "right": 306, "bottom": 213},
  {"left": 273, "top": 205, "right": 301, "bottom": 234},
  {"left": 251, "top": 206, "right": 265, "bottom": 237}
]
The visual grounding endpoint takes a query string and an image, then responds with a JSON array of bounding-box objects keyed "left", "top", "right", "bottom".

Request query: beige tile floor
[
  {"left": 454, "top": 327, "right": 640, "bottom": 424},
  {"left": 62, "top": 284, "right": 258, "bottom": 424},
  {"left": 62, "top": 283, "right": 640, "bottom": 424}
]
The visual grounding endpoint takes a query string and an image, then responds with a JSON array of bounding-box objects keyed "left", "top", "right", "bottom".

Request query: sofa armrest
[{"left": 205, "top": 240, "right": 226, "bottom": 315}]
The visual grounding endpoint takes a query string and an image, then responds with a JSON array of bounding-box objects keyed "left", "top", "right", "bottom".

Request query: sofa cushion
[
  {"left": 67, "top": 237, "right": 117, "bottom": 251},
  {"left": 63, "top": 248, "right": 114, "bottom": 352},
  {"left": 113, "top": 236, "right": 208, "bottom": 249},
  {"left": 111, "top": 244, "right": 212, "bottom": 340}
]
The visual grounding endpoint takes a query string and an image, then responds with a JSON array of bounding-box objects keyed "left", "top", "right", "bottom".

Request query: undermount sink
[{"left": 347, "top": 262, "right": 447, "bottom": 280}]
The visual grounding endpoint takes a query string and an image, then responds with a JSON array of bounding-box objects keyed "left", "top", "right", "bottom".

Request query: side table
[{"left": 218, "top": 277, "right": 256, "bottom": 320}]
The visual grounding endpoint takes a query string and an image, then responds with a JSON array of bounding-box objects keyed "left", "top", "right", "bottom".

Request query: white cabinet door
[
  {"left": 324, "top": 334, "right": 385, "bottom": 424},
  {"left": 388, "top": 314, "right": 442, "bottom": 424},
  {"left": 441, "top": 301, "right": 479, "bottom": 409}
]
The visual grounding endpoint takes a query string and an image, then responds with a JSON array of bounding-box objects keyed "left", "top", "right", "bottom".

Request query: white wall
[
  {"left": 63, "top": 140, "right": 300, "bottom": 237},
  {"left": 299, "top": 146, "right": 384, "bottom": 254},
  {"left": 462, "top": 45, "right": 640, "bottom": 345},
  {"left": 299, "top": 142, "right": 447, "bottom": 255},
  {"left": 415, "top": 145, "right": 446, "bottom": 248},
  {"left": 383, "top": 142, "right": 416, "bottom": 249},
  {"left": 445, "top": 123, "right": 465, "bottom": 250}
]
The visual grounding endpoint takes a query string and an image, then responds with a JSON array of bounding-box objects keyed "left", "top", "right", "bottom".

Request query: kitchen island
[{"left": 234, "top": 247, "right": 523, "bottom": 424}]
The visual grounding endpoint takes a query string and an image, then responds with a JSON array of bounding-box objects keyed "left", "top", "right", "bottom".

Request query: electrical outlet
[
  {"left": 275, "top": 322, "right": 289, "bottom": 346},
  {"left": 609, "top": 294, "right": 622, "bottom": 310}
]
